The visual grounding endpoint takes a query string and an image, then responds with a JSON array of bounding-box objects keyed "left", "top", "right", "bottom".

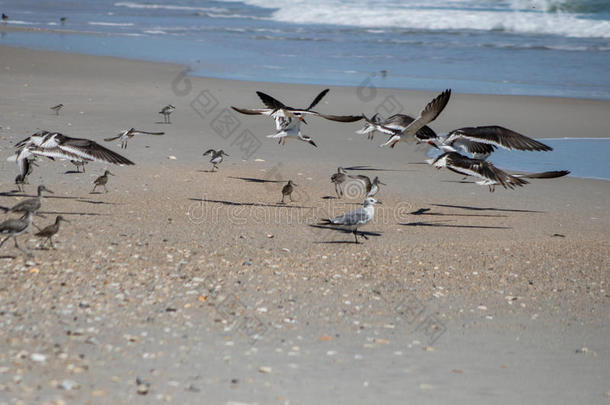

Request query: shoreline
[
  {"left": 0, "top": 44, "right": 608, "bottom": 404},
  {"left": 2, "top": 27, "right": 610, "bottom": 102}
]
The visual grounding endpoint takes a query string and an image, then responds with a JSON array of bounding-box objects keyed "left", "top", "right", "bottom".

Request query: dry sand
[{"left": 0, "top": 45, "right": 608, "bottom": 404}]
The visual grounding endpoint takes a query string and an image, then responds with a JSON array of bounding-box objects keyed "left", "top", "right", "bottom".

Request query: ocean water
[
  {"left": 0, "top": 0, "right": 609, "bottom": 99},
  {"left": 426, "top": 138, "right": 610, "bottom": 180}
]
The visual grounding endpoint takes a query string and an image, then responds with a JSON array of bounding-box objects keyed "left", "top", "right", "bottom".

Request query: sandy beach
[{"left": 0, "top": 45, "right": 608, "bottom": 404}]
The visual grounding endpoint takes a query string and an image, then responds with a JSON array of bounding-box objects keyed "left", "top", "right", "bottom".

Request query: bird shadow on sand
[
  {"left": 39, "top": 210, "right": 108, "bottom": 217},
  {"left": 63, "top": 170, "right": 85, "bottom": 174},
  {"left": 76, "top": 199, "right": 122, "bottom": 206},
  {"left": 400, "top": 220, "right": 511, "bottom": 230},
  {"left": 189, "top": 198, "right": 314, "bottom": 210},
  {"left": 0, "top": 255, "right": 17, "bottom": 259},
  {"left": 309, "top": 224, "right": 382, "bottom": 243},
  {"left": 227, "top": 176, "right": 285, "bottom": 184},
  {"left": 431, "top": 203, "right": 545, "bottom": 214},
  {"left": 410, "top": 208, "right": 508, "bottom": 218},
  {"left": 344, "top": 165, "right": 414, "bottom": 172}
]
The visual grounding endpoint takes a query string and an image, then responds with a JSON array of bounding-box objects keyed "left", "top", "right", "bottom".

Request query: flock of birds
[{"left": 1, "top": 88, "right": 569, "bottom": 250}]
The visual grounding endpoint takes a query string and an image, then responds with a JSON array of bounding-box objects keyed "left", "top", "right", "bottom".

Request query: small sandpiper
[
  {"left": 71, "top": 160, "right": 88, "bottom": 173},
  {"left": 319, "top": 197, "right": 380, "bottom": 243},
  {"left": 203, "top": 149, "right": 228, "bottom": 172},
  {"left": 280, "top": 180, "right": 297, "bottom": 204},
  {"left": 0, "top": 211, "right": 34, "bottom": 256},
  {"left": 159, "top": 104, "right": 175, "bottom": 124},
  {"left": 8, "top": 185, "right": 53, "bottom": 214},
  {"left": 104, "top": 128, "right": 165, "bottom": 149},
  {"left": 91, "top": 170, "right": 114, "bottom": 193},
  {"left": 50, "top": 103, "right": 64, "bottom": 115},
  {"left": 330, "top": 167, "right": 347, "bottom": 198},
  {"left": 35, "top": 215, "right": 70, "bottom": 249}
]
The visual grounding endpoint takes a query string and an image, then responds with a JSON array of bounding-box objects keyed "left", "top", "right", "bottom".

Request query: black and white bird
[
  {"left": 319, "top": 197, "right": 380, "bottom": 243},
  {"left": 159, "top": 104, "right": 175, "bottom": 123},
  {"left": 91, "top": 170, "right": 114, "bottom": 193},
  {"left": 428, "top": 126, "right": 553, "bottom": 159},
  {"left": 280, "top": 180, "right": 297, "bottom": 204},
  {"left": 266, "top": 114, "right": 318, "bottom": 147},
  {"left": 50, "top": 103, "right": 64, "bottom": 115},
  {"left": 330, "top": 167, "right": 348, "bottom": 198},
  {"left": 350, "top": 175, "right": 386, "bottom": 198},
  {"left": 232, "top": 89, "right": 363, "bottom": 140},
  {"left": 35, "top": 215, "right": 70, "bottom": 249},
  {"left": 427, "top": 152, "right": 529, "bottom": 192},
  {"left": 378, "top": 89, "right": 451, "bottom": 148},
  {"left": 7, "top": 185, "right": 53, "bottom": 214},
  {"left": 10, "top": 131, "right": 134, "bottom": 175},
  {"left": 357, "top": 113, "right": 437, "bottom": 142},
  {"left": 14, "top": 157, "right": 37, "bottom": 192},
  {"left": 203, "top": 149, "right": 229, "bottom": 172},
  {"left": 104, "top": 128, "right": 165, "bottom": 149},
  {"left": 0, "top": 211, "right": 34, "bottom": 256}
]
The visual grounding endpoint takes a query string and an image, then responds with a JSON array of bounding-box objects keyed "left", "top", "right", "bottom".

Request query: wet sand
[{"left": 0, "top": 45, "right": 608, "bottom": 404}]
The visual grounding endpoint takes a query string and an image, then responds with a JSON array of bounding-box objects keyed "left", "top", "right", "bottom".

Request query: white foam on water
[
  {"left": 222, "top": 0, "right": 610, "bottom": 38},
  {"left": 88, "top": 21, "right": 135, "bottom": 27}
]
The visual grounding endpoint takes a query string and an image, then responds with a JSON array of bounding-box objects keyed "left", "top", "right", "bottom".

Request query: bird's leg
[
  {"left": 280, "top": 195, "right": 285, "bottom": 204},
  {"left": 290, "top": 194, "right": 295, "bottom": 202},
  {"left": 360, "top": 232, "right": 369, "bottom": 240},
  {"left": 91, "top": 185, "right": 97, "bottom": 194},
  {"left": 104, "top": 185, "right": 109, "bottom": 193},
  {"left": 334, "top": 184, "right": 341, "bottom": 199},
  {"left": 353, "top": 230, "right": 360, "bottom": 244},
  {"left": 50, "top": 237, "right": 56, "bottom": 250},
  {"left": 0, "top": 236, "right": 9, "bottom": 249}
]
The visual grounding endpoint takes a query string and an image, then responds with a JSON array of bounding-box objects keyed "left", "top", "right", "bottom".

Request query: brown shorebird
[
  {"left": 50, "top": 104, "right": 64, "bottom": 115},
  {"left": 350, "top": 175, "right": 386, "bottom": 197},
  {"left": 91, "top": 170, "right": 114, "bottom": 193},
  {"left": 330, "top": 167, "right": 347, "bottom": 198},
  {"left": 203, "top": 149, "right": 229, "bottom": 172},
  {"left": 8, "top": 185, "right": 53, "bottom": 214},
  {"left": 280, "top": 180, "right": 297, "bottom": 204},
  {"left": 0, "top": 211, "right": 34, "bottom": 256},
  {"left": 35, "top": 215, "right": 70, "bottom": 249},
  {"left": 159, "top": 104, "right": 175, "bottom": 124}
]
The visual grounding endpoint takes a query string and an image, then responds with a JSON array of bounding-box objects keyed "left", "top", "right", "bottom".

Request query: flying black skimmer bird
[
  {"left": 428, "top": 126, "right": 553, "bottom": 159},
  {"left": 265, "top": 115, "right": 318, "bottom": 147},
  {"left": 7, "top": 185, "right": 53, "bottom": 214},
  {"left": 232, "top": 89, "right": 363, "bottom": 134},
  {"left": 104, "top": 128, "right": 165, "bottom": 149},
  {"left": 50, "top": 104, "right": 63, "bottom": 115},
  {"left": 377, "top": 89, "right": 451, "bottom": 148},
  {"left": 349, "top": 175, "right": 386, "bottom": 197},
  {"left": 280, "top": 180, "right": 297, "bottom": 204},
  {"left": 0, "top": 211, "right": 34, "bottom": 256},
  {"left": 357, "top": 113, "right": 437, "bottom": 142},
  {"left": 427, "top": 152, "right": 529, "bottom": 192},
  {"left": 319, "top": 197, "right": 380, "bottom": 243},
  {"left": 203, "top": 149, "right": 228, "bottom": 172},
  {"left": 159, "top": 104, "right": 175, "bottom": 123},
  {"left": 91, "top": 170, "right": 114, "bottom": 193},
  {"left": 35, "top": 215, "right": 70, "bottom": 249},
  {"left": 331, "top": 167, "right": 348, "bottom": 198},
  {"left": 10, "top": 131, "right": 135, "bottom": 174}
]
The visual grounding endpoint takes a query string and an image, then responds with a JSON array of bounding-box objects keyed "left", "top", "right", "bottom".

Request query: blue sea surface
[
  {"left": 0, "top": 0, "right": 609, "bottom": 99},
  {"left": 427, "top": 138, "right": 610, "bottom": 180}
]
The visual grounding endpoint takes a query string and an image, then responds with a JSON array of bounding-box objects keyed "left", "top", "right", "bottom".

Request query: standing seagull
[
  {"left": 427, "top": 152, "right": 528, "bottom": 192},
  {"left": 91, "top": 170, "right": 114, "bottom": 193},
  {"left": 7, "top": 185, "right": 53, "bottom": 214},
  {"left": 280, "top": 180, "right": 297, "bottom": 204},
  {"left": 159, "top": 104, "right": 175, "bottom": 124},
  {"left": 331, "top": 167, "right": 348, "bottom": 198},
  {"left": 35, "top": 215, "right": 70, "bottom": 249},
  {"left": 104, "top": 128, "right": 165, "bottom": 149},
  {"left": 0, "top": 211, "right": 34, "bottom": 256},
  {"left": 379, "top": 89, "right": 451, "bottom": 148},
  {"left": 50, "top": 104, "right": 64, "bottom": 115},
  {"left": 319, "top": 197, "right": 380, "bottom": 243},
  {"left": 203, "top": 149, "right": 229, "bottom": 172}
]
